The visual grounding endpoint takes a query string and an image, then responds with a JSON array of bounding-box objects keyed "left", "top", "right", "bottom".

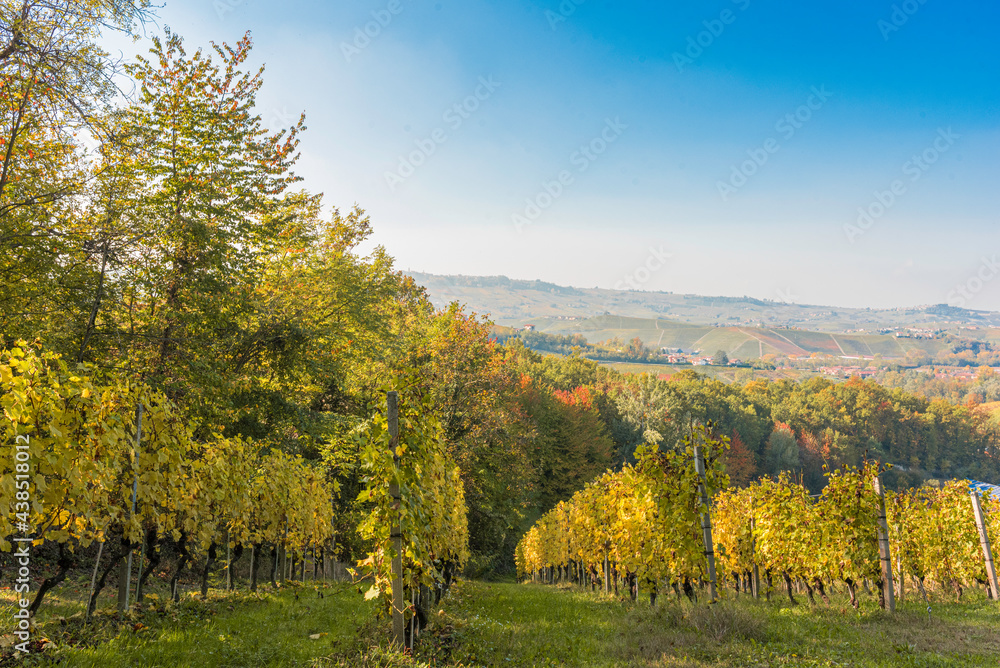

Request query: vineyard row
[{"left": 516, "top": 424, "right": 999, "bottom": 609}]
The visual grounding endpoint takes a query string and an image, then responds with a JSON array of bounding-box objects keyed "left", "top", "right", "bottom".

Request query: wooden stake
[
  {"left": 750, "top": 516, "right": 760, "bottom": 599},
  {"left": 134, "top": 535, "right": 145, "bottom": 603},
  {"left": 693, "top": 445, "right": 718, "bottom": 602},
  {"left": 873, "top": 476, "right": 896, "bottom": 612},
  {"left": 604, "top": 553, "right": 610, "bottom": 594},
  {"left": 86, "top": 541, "right": 104, "bottom": 620},
  {"left": 970, "top": 489, "right": 999, "bottom": 601},
  {"left": 118, "top": 403, "right": 143, "bottom": 612},
  {"left": 225, "top": 529, "right": 232, "bottom": 591},
  {"left": 388, "top": 391, "right": 405, "bottom": 650}
]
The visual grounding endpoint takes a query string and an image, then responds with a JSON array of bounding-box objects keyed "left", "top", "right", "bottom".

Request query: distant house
[
  {"left": 821, "top": 365, "right": 877, "bottom": 379},
  {"left": 523, "top": 324, "right": 536, "bottom": 331}
]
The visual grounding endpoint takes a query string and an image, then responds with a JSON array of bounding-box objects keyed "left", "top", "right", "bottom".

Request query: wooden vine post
[
  {"left": 118, "top": 402, "right": 143, "bottom": 612},
  {"left": 969, "top": 488, "right": 999, "bottom": 601},
  {"left": 693, "top": 444, "right": 718, "bottom": 602},
  {"left": 750, "top": 516, "right": 760, "bottom": 599},
  {"left": 873, "top": 475, "right": 896, "bottom": 612},
  {"left": 387, "top": 391, "right": 406, "bottom": 650}
]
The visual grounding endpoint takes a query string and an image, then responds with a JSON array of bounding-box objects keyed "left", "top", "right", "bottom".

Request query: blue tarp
[{"left": 968, "top": 480, "right": 1000, "bottom": 496}]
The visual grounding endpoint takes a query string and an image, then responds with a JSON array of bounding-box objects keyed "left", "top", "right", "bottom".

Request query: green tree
[
  {"left": 765, "top": 421, "right": 800, "bottom": 473},
  {"left": 87, "top": 30, "right": 305, "bottom": 426},
  {"left": 0, "top": 0, "right": 150, "bottom": 347}
]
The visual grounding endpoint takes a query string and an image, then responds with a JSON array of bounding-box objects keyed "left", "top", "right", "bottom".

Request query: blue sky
[{"left": 110, "top": 0, "right": 1000, "bottom": 310}]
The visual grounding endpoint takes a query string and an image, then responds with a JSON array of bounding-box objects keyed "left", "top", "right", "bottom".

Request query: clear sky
[{"left": 110, "top": 0, "right": 1000, "bottom": 310}]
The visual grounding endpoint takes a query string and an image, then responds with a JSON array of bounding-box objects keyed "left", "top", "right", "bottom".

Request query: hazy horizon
[{"left": 404, "top": 269, "right": 1000, "bottom": 314}]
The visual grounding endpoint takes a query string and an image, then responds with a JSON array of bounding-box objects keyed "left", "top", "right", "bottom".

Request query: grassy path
[
  {"left": 3, "top": 582, "right": 374, "bottom": 667},
  {"left": 5, "top": 578, "right": 999, "bottom": 666},
  {"left": 420, "top": 581, "right": 1000, "bottom": 667}
]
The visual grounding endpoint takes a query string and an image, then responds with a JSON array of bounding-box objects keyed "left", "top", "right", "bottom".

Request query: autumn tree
[{"left": 722, "top": 431, "right": 757, "bottom": 487}]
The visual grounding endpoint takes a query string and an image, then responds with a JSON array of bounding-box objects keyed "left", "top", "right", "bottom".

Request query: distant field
[
  {"left": 596, "top": 361, "right": 813, "bottom": 383},
  {"left": 540, "top": 315, "right": 942, "bottom": 361}
]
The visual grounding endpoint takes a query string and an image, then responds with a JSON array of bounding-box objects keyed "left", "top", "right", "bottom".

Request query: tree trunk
[
  {"left": 228, "top": 544, "right": 244, "bottom": 590},
  {"left": 77, "top": 239, "right": 110, "bottom": 363},
  {"left": 88, "top": 542, "right": 128, "bottom": 616},
  {"left": 269, "top": 544, "right": 278, "bottom": 588},
  {"left": 136, "top": 528, "right": 161, "bottom": 604},
  {"left": 813, "top": 578, "right": 830, "bottom": 605},
  {"left": 200, "top": 542, "right": 217, "bottom": 599},
  {"left": 845, "top": 578, "right": 859, "bottom": 609},
  {"left": 170, "top": 534, "right": 190, "bottom": 603},
  {"left": 250, "top": 544, "right": 261, "bottom": 592},
  {"left": 803, "top": 578, "right": 816, "bottom": 605},
  {"left": 682, "top": 577, "right": 696, "bottom": 603},
  {"left": 915, "top": 576, "right": 928, "bottom": 603},
  {"left": 783, "top": 572, "right": 798, "bottom": 605},
  {"left": 29, "top": 543, "right": 74, "bottom": 615}
]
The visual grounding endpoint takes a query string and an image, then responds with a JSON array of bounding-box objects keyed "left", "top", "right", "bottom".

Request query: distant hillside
[{"left": 409, "top": 272, "right": 1000, "bottom": 360}]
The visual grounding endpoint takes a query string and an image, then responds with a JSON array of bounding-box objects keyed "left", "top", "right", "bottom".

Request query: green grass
[
  {"left": 2, "top": 580, "right": 374, "bottom": 667},
  {"left": 5, "top": 577, "right": 999, "bottom": 666},
  {"left": 415, "top": 581, "right": 1000, "bottom": 667}
]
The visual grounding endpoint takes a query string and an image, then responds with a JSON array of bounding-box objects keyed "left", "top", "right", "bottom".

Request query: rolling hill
[{"left": 409, "top": 273, "right": 1000, "bottom": 360}]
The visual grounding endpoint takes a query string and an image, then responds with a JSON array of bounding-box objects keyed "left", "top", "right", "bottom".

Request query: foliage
[
  {"left": 0, "top": 344, "right": 338, "bottom": 610},
  {"left": 516, "top": 424, "right": 729, "bottom": 588},
  {"left": 355, "top": 378, "right": 469, "bottom": 603}
]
